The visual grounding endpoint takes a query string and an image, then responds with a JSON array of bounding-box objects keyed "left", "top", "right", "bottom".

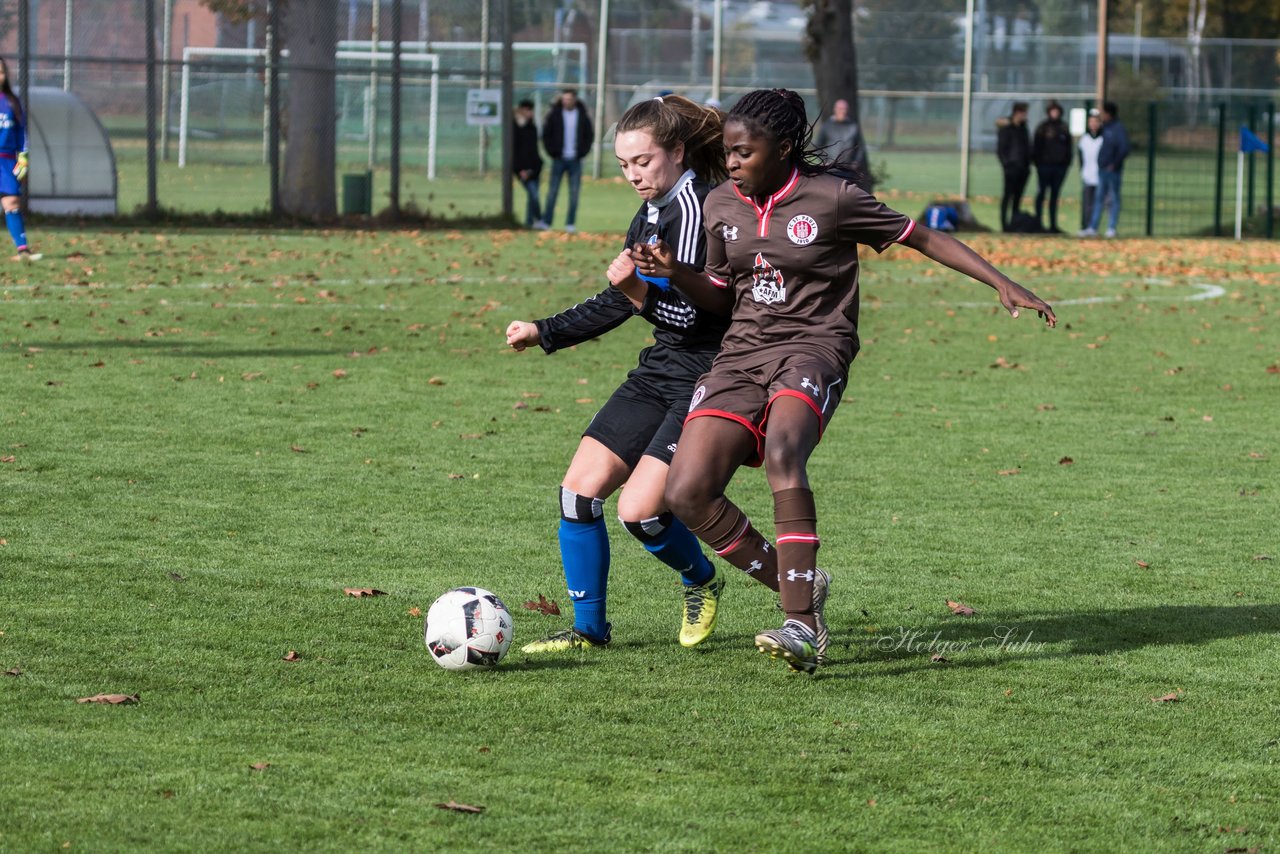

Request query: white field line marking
[
  {"left": 1, "top": 275, "right": 562, "bottom": 292},
  {"left": 928, "top": 282, "right": 1227, "bottom": 309}
]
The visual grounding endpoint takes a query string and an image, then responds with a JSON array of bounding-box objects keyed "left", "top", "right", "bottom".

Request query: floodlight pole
[
  {"left": 501, "top": 0, "right": 514, "bottom": 221},
  {"left": 145, "top": 0, "right": 158, "bottom": 214},
  {"left": 268, "top": 0, "right": 281, "bottom": 216},
  {"left": 390, "top": 0, "right": 402, "bottom": 217},
  {"left": 1096, "top": 0, "right": 1109, "bottom": 107},
  {"left": 591, "top": 0, "right": 609, "bottom": 179},
  {"left": 63, "top": 0, "right": 74, "bottom": 90},
  {"left": 959, "top": 0, "right": 975, "bottom": 200},
  {"left": 711, "top": 0, "right": 723, "bottom": 103},
  {"left": 160, "top": 0, "right": 174, "bottom": 159}
]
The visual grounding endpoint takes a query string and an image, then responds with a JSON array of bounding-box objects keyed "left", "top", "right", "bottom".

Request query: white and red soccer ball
[{"left": 424, "top": 587, "right": 514, "bottom": 670}]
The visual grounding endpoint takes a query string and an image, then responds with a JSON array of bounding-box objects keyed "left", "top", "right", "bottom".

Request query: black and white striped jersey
[{"left": 535, "top": 171, "right": 730, "bottom": 358}]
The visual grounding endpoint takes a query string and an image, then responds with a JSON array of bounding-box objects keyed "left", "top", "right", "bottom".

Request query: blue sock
[
  {"left": 625, "top": 513, "right": 715, "bottom": 587},
  {"left": 558, "top": 488, "right": 610, "bottom": 640},
  {"left": 5, "top": 210, "right": 27, "bottom": 251}
]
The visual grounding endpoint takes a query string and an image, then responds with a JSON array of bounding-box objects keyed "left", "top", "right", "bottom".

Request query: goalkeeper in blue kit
[{"left": 0, "top": 58, "right": 39, "bottom": 261}]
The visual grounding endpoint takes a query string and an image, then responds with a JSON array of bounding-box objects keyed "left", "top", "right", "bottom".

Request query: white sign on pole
[{"left": 466, "top": 89, "right": 502, "bottom": 126}]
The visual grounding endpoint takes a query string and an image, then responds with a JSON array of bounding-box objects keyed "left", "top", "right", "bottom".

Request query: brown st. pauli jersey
[{"left": 702, "top": 169, "right": 916, "bottom": 366}]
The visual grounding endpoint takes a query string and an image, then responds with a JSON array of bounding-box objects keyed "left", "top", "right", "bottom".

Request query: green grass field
[{"left": 2, "top": 222, "right": 1278, "bottom": 851}]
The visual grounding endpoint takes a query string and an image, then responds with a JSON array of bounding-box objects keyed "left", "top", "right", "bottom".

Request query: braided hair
[
  {"left": 615, "top": 94, "right": 727, "bottom": 185},
  {"left": 729, "top": 88, "right": 866, "bottom": 182}
]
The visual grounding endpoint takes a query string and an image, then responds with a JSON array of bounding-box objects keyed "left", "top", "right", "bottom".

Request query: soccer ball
[{"left": 424, "top": 587, "right": 514, "bottom": 671}]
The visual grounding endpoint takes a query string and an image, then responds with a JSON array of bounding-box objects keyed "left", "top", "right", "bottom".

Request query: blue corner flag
[{"left": 1240, "top": 126, "right": 1270, "bottom": 154}]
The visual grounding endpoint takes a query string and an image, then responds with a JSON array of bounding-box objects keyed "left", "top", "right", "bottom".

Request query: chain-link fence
[{"left": 1, "top": 0, "right": 1276, "bottom": 235}]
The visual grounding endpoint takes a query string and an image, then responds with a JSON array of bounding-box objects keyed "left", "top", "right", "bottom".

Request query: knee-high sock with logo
[
  {"left": 558, "top": 487, "right": 610, "bottom": 640},
  {"left": 774, "top": 487, "right": 819, "bottom": 631},
  {"left": 684, "top": 496, "right": 780, "bottom": 591},
  {"left": 622, "top": 512, "right": 714, "bottom": 586},
  {"left": 5, "top": 210, "right": 28, "bottom": 251}
]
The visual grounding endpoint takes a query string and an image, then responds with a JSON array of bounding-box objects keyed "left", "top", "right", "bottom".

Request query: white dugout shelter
[{"left": 25, "top": 87, "right": 118, "bottom": 216}]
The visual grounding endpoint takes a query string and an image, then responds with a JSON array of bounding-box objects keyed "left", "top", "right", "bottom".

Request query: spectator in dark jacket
[
  {"left": 541, "top": 89, "right": 594, "bottom": 233},
  {"left": 1082, "top": 101, "right": 1131, "bottom": 238},
  {"left": 513, "top": 99, "right": 546, "bottom": 229},
  {"left": 996, "top": 102, "right": 1031, "bottom": 231},
  {"left": 1032, "top": 100, "right": 1072, "bottom": 233}
]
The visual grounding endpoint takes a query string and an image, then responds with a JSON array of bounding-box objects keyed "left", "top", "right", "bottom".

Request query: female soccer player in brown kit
[
  {"left": 633, "top": 88, "right": 1057, "bottom": 673},
  {"left": 506, "top": 95, "right": 784, "bottom": 654}
]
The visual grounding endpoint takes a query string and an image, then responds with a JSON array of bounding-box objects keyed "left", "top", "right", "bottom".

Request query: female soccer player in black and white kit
[
  {"left": 634, "top": 89, "right": 1057, "bottom": 673},
  {"left": 506, "top": 95, "right": 785, "bottom": 654}
]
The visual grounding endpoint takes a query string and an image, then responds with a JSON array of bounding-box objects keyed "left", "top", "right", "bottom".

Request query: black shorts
[{"left": 583, "top": 344, "right": 713, "bottom": 468}]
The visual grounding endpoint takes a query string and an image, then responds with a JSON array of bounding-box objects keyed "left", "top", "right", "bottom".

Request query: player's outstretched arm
[
  {"left": 903, "top": 225, "right": 1057, "bottom": 328},
  {"left": 505, "top": 320, "right": 541, "bottom": 352},
  {"left": 630, "top": 240, "right": 733, "bottom": 316}
]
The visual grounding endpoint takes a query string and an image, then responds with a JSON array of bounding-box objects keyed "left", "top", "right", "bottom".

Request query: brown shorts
[{"left": 685, "top": 349, "right": 848, "bottom": 466}]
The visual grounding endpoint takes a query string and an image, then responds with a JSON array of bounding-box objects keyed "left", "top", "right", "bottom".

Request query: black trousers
[
  {"left": 1001, "top": 167, "right": 1030, "bottom": 231},
  {"left": 1035, "top": 163, "right": 1069, "bottom": 231}
]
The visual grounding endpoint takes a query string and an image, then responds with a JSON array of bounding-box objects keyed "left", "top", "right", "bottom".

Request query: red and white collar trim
[{"left": 732, "top": 168, "right": 800, "bottom": 238}]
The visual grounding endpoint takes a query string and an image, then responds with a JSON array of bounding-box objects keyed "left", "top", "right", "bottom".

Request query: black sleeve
[
  {"left": 534, "top": 286, "right": 635, "bottom": 353},
  {"left": 634, "top": 182, "right": 712, "bottom": 334}
]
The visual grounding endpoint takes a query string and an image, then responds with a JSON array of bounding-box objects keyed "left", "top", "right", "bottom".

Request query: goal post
[{"left": 178, "top": 46, "right": 440, "bottom": 179}]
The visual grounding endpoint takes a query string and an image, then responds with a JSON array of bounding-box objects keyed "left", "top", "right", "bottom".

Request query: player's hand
[
  {"left": 629, "top": 239, "right": 677, "bottom": 278},
  {"left": 13, "top": 153, "right": 27, "bottom": 181},
  {"left": 606, "top": 251, "right": 638, "bottom": 288},
  {"left": 505, "top": 320, "right": 540, "bottom": 352},
  {"left": 997, "top": 280, "right": 1057, "bottom": 328}
]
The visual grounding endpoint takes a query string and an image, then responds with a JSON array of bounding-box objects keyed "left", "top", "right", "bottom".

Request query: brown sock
[
  {"left": 686, "top": 496, "right": 780, "bottom": 591},
  {"left": 774, "top": 487, "right": 819, "bottom": 631}
]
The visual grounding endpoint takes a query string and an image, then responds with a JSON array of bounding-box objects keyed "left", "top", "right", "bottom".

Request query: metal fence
[{"left": 1, "top": 0, "right": 1276, "bottom": 236}]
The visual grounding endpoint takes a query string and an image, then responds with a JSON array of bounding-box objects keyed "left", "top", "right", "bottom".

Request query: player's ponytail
[
  {"left": 0, "top": 58, "right": 22, "bottom": 125},
  {"left": 615, "top": 95, "right": 727, "bottom": 185}
]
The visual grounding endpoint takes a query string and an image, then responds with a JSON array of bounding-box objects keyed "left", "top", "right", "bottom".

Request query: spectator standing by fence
[
  {"left": 1032, "top": 100, "right": 1072, "bottom": 233},
  {"left": 996, "top": 102, "right": 1031, "bottom": 232},
  {"left": 513, "top": 99, "right": 547, "bottom": 230},
  {"left": 541, "top": 89, "right": 594, "bottom": 234},
  {"left": 814, "top": 98, "right": 870, "bottom": 189},
  {"left": 1081, "top": 102, "right": 1131, "bottom": 238},
  {"left": 1077, "top": 109, "right": 1103, "bottom": 233}
]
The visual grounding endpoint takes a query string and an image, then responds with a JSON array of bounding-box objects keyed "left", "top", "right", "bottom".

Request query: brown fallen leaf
[
  {"left": 290, "top": 444, "right": 307, "bottom": 453},
  {"left": 77, "top": 693, "right": 139, "bottom": 705},
  {"left": 428, "top": 376, "right": 445, "bottom": 385},
  {"left": 1135, "top": 560, "right": 1150, "bottom": 569},
  {"left": 1058, "top": 456, "right": 1074, "bottom": 465},
  {"left": 1036, "top": 403, "right": 1056, "bottom": 411},
  {"left": 343, "top": 588, "right": 387, "bottom": 598},
  {"left": 332, "top": 369, "right": 348, "bottom": 379},
  {"left": 997, "top": 468, "right": 1020, "bottom": 476},
  {"left": 169, "top": 572, "right": 186, "bottom": 582},
  {"left": 282, "top": 650, "right": 301, "bottom": 662},
  {"left": 930, "top": 654, "right": 949, "bottom": 663},
  {"left": 990, "top": 356, "right": 1023, "bottom": 370},
  {"left": 435, "top": 800, "right": 484, "bottom": 814},
  {"left": 4, "top": 667, "right": 21, "bottom": 677},
  {"left": 447, "top": 473, "right": 466, "bottom": 480},
  {"left": 1253, "top": 555, "right": 1272, "bottom": 561},
  {"left": 946, "top": 600, "right": 976, "bottom": 616},
  {"left": 1266, "top": 364, "right": 1279, "bottom": 374},
  {"left": 1151, "top": 691, "right": 1182, "bottom": 703},
  {"left": 478, "top": 746, "right": 491, "bottom": 753},
  {"left": 523, "top": 594, "right": 561, "bottom": 616},
  {"left": 408, "top": 606, "right": 422, "bottom": 618},
  {"left": 1, "top": 456, "right": 15, "bottom": 463},
  {"left": 512, "top": 401, "right": 529, "bottom": 410},
  {"left": 249, "top": 762, "right": 271, "bottom": 771}
]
